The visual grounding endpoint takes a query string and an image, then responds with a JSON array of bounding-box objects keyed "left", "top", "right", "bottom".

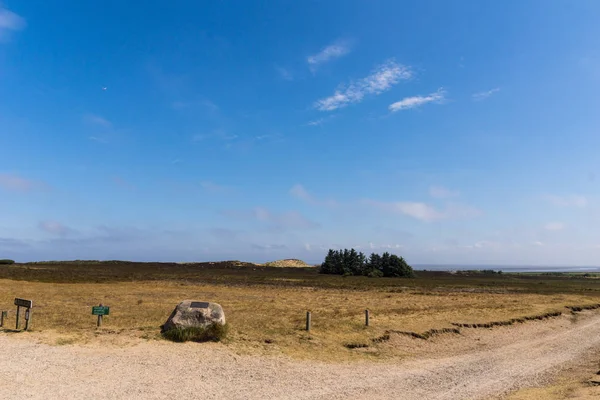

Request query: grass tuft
[
  {"left": 162, "top": 323, "right": 229, "bottom": 343},
  {"left": 344, "top": 342, "right": 369, "bottom": 349}
]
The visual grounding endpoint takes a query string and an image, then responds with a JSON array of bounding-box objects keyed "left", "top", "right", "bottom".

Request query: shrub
[
  {"left": 162, "top": 323, "right": 229, "bottom": 343},
  {"left": 0, "top": 259, "right": 15, "bottom": 265}
]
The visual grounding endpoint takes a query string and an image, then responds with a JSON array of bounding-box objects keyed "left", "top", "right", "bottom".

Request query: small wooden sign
[
  {"left": 92, "top": 306, "right": 110, "bottom": 316},
  {"left": 14, "top": 298, "right": 32, "bottom": 308}
]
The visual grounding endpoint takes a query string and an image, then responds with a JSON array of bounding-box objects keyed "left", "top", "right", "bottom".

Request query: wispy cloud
[
  {"left": 200, "top": 180, "right": 232, "bottom": 194},
  {"left": 0, "top": 173, "right": 47, "bottom": 192},
  {"left": 0, "top": 6, "right": 25, "bottom": 39},
  {"left": 315, "top": 60, "right": 412, "bottom": 111},
  {"left": 254, "top": 133, "right": 284, "bottom": 142},
  {"left": 222, "top": 207, "right": 320, "bottom": 232},
  {"left": 83, "top": 113, "right": 112, "bottom": 128},
  {"left": 544, "top": 222, "right": 565, "bottom": 231},
  {"left": 307, "top": 118, "right": 325, "bottom": 126},
  {"left": 472, "top": 88, "right": 500, "bottom": 101},
  {"left": 275, "top": 66, "right": 294, "bottom": 81},
  {"left": 543, "top": 194, "right": 588, "bottom": 208},
  {"left": 88, "top": 136, "right": 108, "bottom": 143},
  {"left": 307, "top": 41, "right": 351, "bottom": 71},
  {"left": 38, "top": 221, "right": 73, "bottom": 236},
  {"left": 289, "top": 184, "right": 337, "bottom": 207},
  {"left": 307, "top": 114, "right": 336, "bottom": 127},
  {"left": 251, "top": 243, "right": 288, "bottom": 251},
  {"left": 172, "top": 99, "right": 219, "bottom": 112},
  {"left": 429, "top": 185, "right": 460, "bottom": 199},
  {"left": 113, "top": 177, "right": 136, "bottom": 191},
  {"left": 389, "top": 88, "right": 446, "bottom": 112},
  {"left": 192, "top": 130, "right": 237, "bottom": 142},
  {"left": 364, "top": 200, "right": 481, "bottom": 222}
]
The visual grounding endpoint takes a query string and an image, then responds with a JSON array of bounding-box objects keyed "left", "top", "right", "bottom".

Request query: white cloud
[
  {"left": 364, "top": 200, "right": 481, "bottom": 222},
  {"left": 289, "top": 184, "right": 337, "bottom": 207},
  {"left": 83, "top": 114, "right": 112, "bottom": 128},
  {"left": 429, "top": 186, "right": 459, "bottom": 199},
  {"left": 389, "top": 88, "right": 446, "bottom": 112},
  {"left": 307, "top": 42, "right": 351, "bottom": 71},
  {"left": 543, "top": 195, "right": 588, "bottom": 208},
  {"left": 472, "top": 88, "right": 500, "bottom": 101},
  {"left": 0, "top": 6, "right": 25, "bottom": 38},
  {"left": 314, "top": 60, "right": 412, "bottom": 111},
  {"left": 544, "top": 222, "right": 565, "bottom": 231}
]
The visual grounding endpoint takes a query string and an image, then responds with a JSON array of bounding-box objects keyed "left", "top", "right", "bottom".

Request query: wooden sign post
[
  {"left": 14, "top": 298, "right": 33, "bottom": 331},
  {"left": 92, "top": 304, "right": 110, "bottom": 327},
  {"left": 0, "top": 311, "right": 6, "bottom": 327}
]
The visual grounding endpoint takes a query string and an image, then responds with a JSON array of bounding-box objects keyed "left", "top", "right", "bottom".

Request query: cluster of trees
[
  {"left": 0, "top": 259, "right": 15, "bottom": 265},
  {"left": 320, "top": 248, "right": 414, "bottom": 278}
]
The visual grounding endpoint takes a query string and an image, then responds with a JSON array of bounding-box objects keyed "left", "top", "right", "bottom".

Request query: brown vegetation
[{"left": 0, "top": 261, "right": 599, "bottom": 361}]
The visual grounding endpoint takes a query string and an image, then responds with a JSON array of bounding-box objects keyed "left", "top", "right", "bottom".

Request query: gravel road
[{"left": 1, "top": 312, "right": 599, "bottom": 400}]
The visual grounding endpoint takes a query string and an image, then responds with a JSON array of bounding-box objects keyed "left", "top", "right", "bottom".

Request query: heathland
[{"left": 1, "top": 260, "right": 599, "bottom": 361}]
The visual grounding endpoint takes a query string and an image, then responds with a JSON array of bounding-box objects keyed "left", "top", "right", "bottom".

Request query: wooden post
[
  {"left": 306, "top": 311, "right": 311, "bottom": 332},
  {"left": 15, "top": 306, "right": 20, "bottom": 330},
  {"left": 365, "top": 309, "right": 370, "bottom": 326},
  {"left": 24, "top": 308, "right": 31, "bottom": 331},
  {"left": 0, "top": 311, "right": 5, "bottom": 327},
  {"left": 97, "top": 303, "right": 103, "bottom": 328}
]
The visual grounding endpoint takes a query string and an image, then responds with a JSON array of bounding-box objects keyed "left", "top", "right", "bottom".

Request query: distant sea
[{"left": 414, "top": 265, "right": 600, "bottom": 273}]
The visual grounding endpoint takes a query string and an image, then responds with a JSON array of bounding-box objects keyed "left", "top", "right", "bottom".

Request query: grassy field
[{"left": 1, "top": 261, "right": 600, "bottom": 361}]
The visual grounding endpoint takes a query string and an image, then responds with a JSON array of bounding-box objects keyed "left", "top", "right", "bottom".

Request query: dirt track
[{"left": 1, "top": 312, "right": 599, "bottom": 400}]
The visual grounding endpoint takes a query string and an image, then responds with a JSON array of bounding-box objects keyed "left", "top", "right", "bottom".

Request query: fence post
[
  {"left": 24, "top": 308, "right": 31, "bottom": 331},
  {"left": 365, "top": 309, "right": 370, "bottom": 327},
  {"left": 306, "top": 311, "right": 311, "bottom": 332},
  {"left": 97, "top": 303, "right": 103, "bottom": 328},
  {"left": 15, "top": 306, "right": 20, "bottom": 330}
]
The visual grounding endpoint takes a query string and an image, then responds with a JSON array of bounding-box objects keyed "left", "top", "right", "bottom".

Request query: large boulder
[{"left": 161, "top": 300, "right": 225, "bottom": 332}]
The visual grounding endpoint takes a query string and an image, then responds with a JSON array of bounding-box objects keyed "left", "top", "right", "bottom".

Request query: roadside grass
[
  {"left": 162, "top": 323, "right": 229, "bottom": 343},
  {"left": 0, "top": 262, "right": 599, "bottom": 361}
]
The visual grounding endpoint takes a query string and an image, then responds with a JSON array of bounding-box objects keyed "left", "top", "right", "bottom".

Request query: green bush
[
  {"left": 0, "top": 259, "right": 15, "bottom": 265},
  {"left": 162, "top": 323, "right": 229, "bottom": 343},
  {"left": 320, "top": 249, "right": 414, "bottom": 278}
]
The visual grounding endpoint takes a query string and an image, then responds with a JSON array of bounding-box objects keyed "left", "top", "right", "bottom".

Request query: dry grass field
[{"left": 1, "top": 261, "right": 600, "bottom": 362}]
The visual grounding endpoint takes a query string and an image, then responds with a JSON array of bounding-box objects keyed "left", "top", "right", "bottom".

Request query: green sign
[{"left": 92, "top": 306, "right": 110, "bottom": 316}]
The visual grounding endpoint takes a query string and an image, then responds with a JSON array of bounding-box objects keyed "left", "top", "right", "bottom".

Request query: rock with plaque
[{"left": 161, "top": 300, "right": 225, "bottom": 332}]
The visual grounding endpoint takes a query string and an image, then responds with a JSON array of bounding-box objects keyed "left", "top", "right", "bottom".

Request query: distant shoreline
[{"left": 414, "top": 264, "right": 600, "bottom": 273}]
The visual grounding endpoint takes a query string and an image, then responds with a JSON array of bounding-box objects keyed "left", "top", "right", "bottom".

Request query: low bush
[{"left": 162, "top": 323, "right": 229, "bottom": 343}]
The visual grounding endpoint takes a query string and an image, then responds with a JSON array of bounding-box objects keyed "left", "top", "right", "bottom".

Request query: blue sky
[{"left": 2, "top": 1, "right": 600, "bottom": 265}]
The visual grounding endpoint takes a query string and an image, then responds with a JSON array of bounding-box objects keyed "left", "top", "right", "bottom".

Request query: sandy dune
[{"left": 1, "top": 312, "right": 599, "bottom": 399}]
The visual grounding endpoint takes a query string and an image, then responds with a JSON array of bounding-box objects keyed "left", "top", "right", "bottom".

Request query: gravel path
[{"left": 1, "top": 313, "right": 600, "bottom": 400}]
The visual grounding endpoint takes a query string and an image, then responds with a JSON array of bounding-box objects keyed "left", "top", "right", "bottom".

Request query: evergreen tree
[
  {"left": 318, "top": 248, "right": 413, "bottom": 278},
  {"left": 319, "top": 249, "right": 336, "bottom": 274}
]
